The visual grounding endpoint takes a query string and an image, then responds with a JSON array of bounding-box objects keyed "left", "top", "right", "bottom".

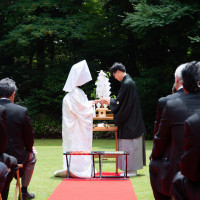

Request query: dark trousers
[
  {"left": 0, "top": 153, "right": 18, "bottom": 200},
  {"left": 0, "top": 162, "right": 9, "bottom": 193},
  {"left": 172, "top": 172, "right": 200, "bottom": 200},
  {"left": 149, "top": 160, "right": 171, "bottom": 200}
]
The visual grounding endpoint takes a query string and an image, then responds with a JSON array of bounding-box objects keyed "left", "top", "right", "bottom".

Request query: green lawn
[{"left": 8, "top": 139, "right": 154, "bottom": 200}]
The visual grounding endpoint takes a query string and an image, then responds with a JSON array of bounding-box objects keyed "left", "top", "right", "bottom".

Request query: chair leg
[
  {"left": 14, "top": 169, "right": 22, "bottom": 200},
  {"left": 0, "top": 193, "right": 2, "bottom": 200}
]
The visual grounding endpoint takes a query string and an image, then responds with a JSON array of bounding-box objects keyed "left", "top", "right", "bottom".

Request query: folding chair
[{"left": 14, "top": 164, "right": 23, "bottom": 200}]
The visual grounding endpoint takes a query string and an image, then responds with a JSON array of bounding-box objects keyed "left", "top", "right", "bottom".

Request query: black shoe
[{"left": 21, "top": 192, "right": 35, "bottom": 200}]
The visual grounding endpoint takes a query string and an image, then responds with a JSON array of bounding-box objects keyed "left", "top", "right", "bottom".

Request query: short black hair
[
  {"left": 0, "top": 78, "right": 18, "bottom": 98},
  {"left": 110, "top": 62, "right": 126, "bottom": 75},
  {"left": 182, "top": 61, "right": 200, "bottom": 93}
]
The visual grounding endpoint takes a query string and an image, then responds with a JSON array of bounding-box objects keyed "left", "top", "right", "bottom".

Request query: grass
[{"left": 8, "top": 139, "right": 154, "bottom": 200}]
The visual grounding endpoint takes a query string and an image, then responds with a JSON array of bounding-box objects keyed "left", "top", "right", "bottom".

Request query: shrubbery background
[{"left": 1, "top": 0, "right": 200, "bottom": 139}]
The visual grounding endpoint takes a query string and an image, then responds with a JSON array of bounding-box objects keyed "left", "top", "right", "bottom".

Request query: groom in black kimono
[{"left": 98, "top": 62, "right": 146, "bottom": 176}]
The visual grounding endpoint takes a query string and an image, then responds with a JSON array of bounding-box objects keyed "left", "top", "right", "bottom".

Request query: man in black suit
[
  {"left": 0, "top": 105, "right": 7, "bottom": 157},
  {"left": 172, "top": 112, "right": 200, "bottom": 200},
  {"left": 0, "top": 104, "right": 18, "bottom": 200},
  {"left": 0, "top": 78, "right": 36, "bottom": 200},
  {"left": 149, "top": 61, "right": 200, "bottom": 199},
  {"left": 154, "top": 63, "right": 186, "bottom": 135}
]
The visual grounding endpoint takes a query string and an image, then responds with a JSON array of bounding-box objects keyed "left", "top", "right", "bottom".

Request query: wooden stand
[
  {"left": 93, "top": 110, "right": 119, "bottom": 173},
  {"left": 96, "top": 108, "right": 108, "bottom": 118}
]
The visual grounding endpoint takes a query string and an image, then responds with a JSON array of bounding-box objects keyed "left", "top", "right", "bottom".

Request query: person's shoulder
[
  {"left": 158, "top": 95, "right": 171, "bottom": 103},
  {"left": 166, "top": 91, "right": 184, "bottom": 99},
  {"left": 71, "top": 87, "right": 85, "bottom": 97},
  {"left": 178, "top": 92, "right": 200, "bottom": 103},
  {"left": 0, "top": 104, "right": 6, "bottom": 111},
  {"left": 165, "top": 96, "right": 183, "bottom": 109},
  {"left": 64, "top": 87, "right": 86, "bottom": 102},
  {"left": 186, "top": 112, "right": 200, "bottom": 125},
  {"left": 159, "top": 90, "right": 185, "bottom": 104},
  {"left": 0, "top": 105, "right": 6, "bottom": 117},
  {"left": 127, "top": 74, "right": 133, "bottom": 80},
  {"left": 123, "top": 74, "right": 135, "bottom": 86},
  {"left": 167, "top": 93, "right": 200, "bottom": 111},
  {"left": 12, "top": 103, "right": 28, "bottom": 112},
  {"left": 158, "top": 93, "right": 176, "bottom": 105},
  {"left": 185, "top": 112, "right": 200, "bottom": 138}
]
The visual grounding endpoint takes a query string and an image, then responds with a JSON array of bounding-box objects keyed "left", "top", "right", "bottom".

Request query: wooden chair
[{"left": 14, "top": 164, "right": 23, "bottom": 200}]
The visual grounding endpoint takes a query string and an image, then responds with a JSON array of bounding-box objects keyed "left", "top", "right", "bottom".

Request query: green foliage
[
  {"left": 189, "top": 36, "right": 200, "bottom": 43},
  {"left": 1, "top": 0, "right": 200, "bottom": 138},
  {"left": 90, "top": 87, "right": 97, "bottom": 99},
  {"left": 123, "top": 1, "right": 199, "bottom": 35},
  {"left": 31, "top": 113, "right": 62, "bottom": 138},
  {"left": 21, "top": 66, "right": 67, "bottom": 115},
  {"left": 0, "top": 0, "right": 103, "bottom": 61},
  {"left": 134, "top": 66, "right": 174, "bottom": 139},
  {"left": 106, "top": 71, "right": 111, "bottom": 78},
  {"left": 122, "top": 0, "right": 200, "bottom": 82}
]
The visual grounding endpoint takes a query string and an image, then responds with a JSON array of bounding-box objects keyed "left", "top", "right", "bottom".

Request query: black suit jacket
[
  {"left": 180, "top": 112, "right": 200, "bottom": 182},
  {"left": 0, "top": 105, "right": 7, "bottom": 154},
  {"left": 154, "top": 88, "right": 185, "bottom": 135},
  {"left": 0, "top": 99, "right": 35, "bottom": 163},
  {"left": 150, "top": 92, "right": 200, "bottom": 196},
  {"left": 110, "top": 74, "right": 146, "bottom": 139}
]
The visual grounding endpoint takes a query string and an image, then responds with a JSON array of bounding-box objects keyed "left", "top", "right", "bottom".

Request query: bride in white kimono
[{"left": 54, "top": 60, "right": 94, "bottom": 178}]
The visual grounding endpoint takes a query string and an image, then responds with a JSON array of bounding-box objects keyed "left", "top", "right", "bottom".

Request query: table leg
[
  {"left": 91, "top": 155, "right": 95, "bottom": 179},
  {"left": 100, "top": 155, "right": 103, "bottom": 179},
  {"left": 124, "top": 154, "right": 126, "bottom": 179},
  {"left": 66, "top": 155, "right": 69, "bottom": 178},
  {"left": 115, "top": 131, "right": 118, "bottom": 174},
  {"left": 126, "top": 154, "right": 128, "bottom": 178},
  {"left": 67, "top": 155, "right": 71, "bottom": 179}
]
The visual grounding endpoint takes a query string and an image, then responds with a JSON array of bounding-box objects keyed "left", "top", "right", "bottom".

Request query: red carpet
[{"left": 48, "top": 173, "right": 137, "bottom": 200}]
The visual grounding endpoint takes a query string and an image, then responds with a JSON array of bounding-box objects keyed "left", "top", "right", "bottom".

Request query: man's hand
[{"left": 98, "top": 98, "right": 110, "bottom": 105}]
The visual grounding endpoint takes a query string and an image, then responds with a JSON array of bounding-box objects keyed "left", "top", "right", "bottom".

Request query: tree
[
  {"left": 0, "top": 0, "right": 104, "bottom": 111},
  {"left": 1, "top": 0, "right": 200, "bottom": 138},
  {"left": 121, "top": 0, "right": 200, "bottom": 138},
  {"left": 123, "top": 0, "right": 200, "bottom": 67}
]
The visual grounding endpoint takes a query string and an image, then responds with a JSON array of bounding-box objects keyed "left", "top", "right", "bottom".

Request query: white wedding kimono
[
  {"left": 54, "top": 60, "right": 94, "bottom": 178},
  {"left": 62, "top": 87, "right": 93, "bottom": 177}
]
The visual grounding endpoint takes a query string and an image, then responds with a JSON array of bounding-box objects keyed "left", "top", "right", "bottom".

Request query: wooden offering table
[
  {"left": 93, "top": 123, "right": 118, "bottom": 153},
  {"left": 93, "top": 112, "right": 119, "bottom": 173}
]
